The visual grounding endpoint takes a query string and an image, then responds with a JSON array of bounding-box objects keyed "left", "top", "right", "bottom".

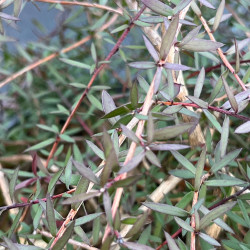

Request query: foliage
[{"left": 0, "top": 0, "right": 249, "bottom": 249}]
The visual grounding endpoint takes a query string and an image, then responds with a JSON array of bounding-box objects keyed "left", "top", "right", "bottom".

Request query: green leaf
[
  {"left": 187, "top": 95, "right": 208, "bottom": 109},
  {"left": 125, "top": 213, "right": 148, "bottom": 238},
  {"left": 118, "top": 151, "right": 145, "bottom": 174},
  {"left": 222, "top": 76, "right": 238, "bottom": 113},
  {"left": 203, "top": 109, "right": 222, "bottom": 133},
  {"left": 171, "top": 151, "right": 196, "bottom": 174},
  {"left": 112, "top": 175, "right": 142, "bottom": 189},
  {"left": 194, "top": 146, "right": 206, "bottom": 191},
  {"left": 52, "top": 220, "right": 75, "bottom": 250},
  {"left": 102, "top": 90, "right": 120, "bottom": 125},
  {"left": 87, "top": 94, "right": 103, "bottom": 111},
  {"left": 238, "top": 200, "right": 250, "bottom": 228},
  {"left": 7, "top": 208, "right": 23, "bottom": 238},
  {"left": 160, "top": 15, "right": 179, "bottom": 60},
  {"left": 91, "top": 42, "right": 97, "bottom": 63},
  {"left": 199, "top": 202, "right": 236, "bottom": 229},
  {"left": 235, "top": 39, "right": 240, "bottom": 73},
  {"left": 14, "top": 0, "right": 22, "bottom": 17},
  {"left": 48, "top": 167, "right": 64, "bottom": 193},
  {"left": 137, "top": 74, "right": 150, "bottom": 93},
  {"left": 174, "top": 216, "right": 194, "bottom": 232},
  {"left": 9, "top": 166, "right": 19, "bottom": 202},
  {"left": 36, "top": 124, "right": 58, "bottom": 133},
  {"left": 59, "top": 58, "right": 91, "bottom": 70},
  {"left": 211, "top": 148, "right": 242, "bottom": 173},
  {"left": 164, "top": 231, "right": 181, "bottom": 250},
  {"left": 75, "top": 213, "right": 103, "bottom": 227},
  {"left": 194, "top": 67, "right": 205, "bottom": 98},
  {"left": 128, "top": 61, "right": 156, "bottom": 69},
  {"left": 220, "top": 116, "right": 229, "bottom": 158},
  {"left": 205, "top": 178, "right": 246, "bottom": 186},
  {"left": 111, "top": 24, "right": 128, "bottom": 34},
  {"left": 147, "top": 112, "right": 154, "bottom": 144},
  {"left": 59, "top": 134, "right": 75, "bottom": 143},
  {"left": 153, "top": 122, "right": 195, "bottom": 141},
  {"left": 72, "top": 160, "right": 100, "bottom": 185},
  {"left": 62, "top": 191, "right": 100, "bottom": 205},
  {"left": 143, "top": 35, "right": 159, "bottom": 62},
  {"left": 141, "top": 0, "right": 174, "bottom": 17},
  {"left": 130, "top": 82, "right": 138, "bottom": 108},
  {"left": 235, "top": 121, "right": 250, "bottom": 134},
  {"left": 46, "top": 194, "right": 57, "bottom": 237},
  {"left": 173, "top": 0, "right": 192, "bottom": 14},
  {"left": 179, "top": 25, "right": 201, "bottom": 47},
  {"left": 120, "top": 124, "right": 140, "bottom": 143},
  {"left": 179, "top": 39, "right": 224, "bottom": 52},
  {"left": 25, "top": 138, "right": 55, "bottom": 152},
  {"left": 103, "top": 191, "right": 113, "bottom": 227},
  {"left": 142, "top": 202, "right": 189, "bottom": 217},
  {"left": 146, "top": 149, "right": 161, "bottom": 168},
  {"left": 199, "top": 232, "right": 220, "bottom": 246},
  {"left": 212, "top": 0, "right": 225, "bottom": 32},
  {"left": 86, "top": 140, "right": 105, "bottom": 160}
]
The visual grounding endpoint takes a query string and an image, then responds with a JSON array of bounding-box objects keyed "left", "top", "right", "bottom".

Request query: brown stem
[
  {"left": 191, "top": 191, "right": 199, "bottom": 250},
  {"left": 199, "top": 15, "right": 247, "bottom": 91}
]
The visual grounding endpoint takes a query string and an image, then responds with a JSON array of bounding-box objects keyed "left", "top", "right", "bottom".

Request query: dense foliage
[{"left": 0, "top": 0, "right": 249, "bottom": 249}]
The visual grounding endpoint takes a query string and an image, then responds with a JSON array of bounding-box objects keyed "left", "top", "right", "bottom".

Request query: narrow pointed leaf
[
  {"left": 150, "top": 144, "right": 189, "bottom": 151},
  {"left": 7, "top": 208, "right": 23, "bottom": 238},
  {"left": 212, "top": 0, "right": 225, "bottom": 32},
  {"left": 211, "top": 148, "right": 241, "bottom": 173},
  {"left": 147, "top": 112, "right": 154, "bottom": 144},
  {"left": 25, "top": 138, "right": 55, "bottom": 152},
  {"left": 154, "top": 122, "right": 195, "bottom": 141},
  {"left": 160, "top": 15, "right": 179, "bottom": 60},
  {"left": 220, "top": 116, "right": 229, "bottom": 157},
  {"left": 194, "top": 67, "right": 205, "bottom": 98},
  {"left": 52, "top": 221, "right": 75, "bottom": 250},
  {"left": 128, "top": 61, "right": 156, "bottom": 69},
  {"left": 165, "top": 231, "right": 180, "bottom": 250},
  {"left": 0, "top": 12, "right": 20, "bottom": 21},
  {"left": 46, "top": 194, "right": 57, "bottom": 237},
  {"left": 199, "top": 232, "right": 220, "bottom": 246},
  {"left": 154, "top": 66, "right": 162, "bottom": 93},
  {"left": 194, "top": 146, "right": 206, "bottom": 190},
  {"left": 235, "top": 121, "right": 250, "bottom": 134},
  {"left": 102, "top": 90, "right": 119, "bottom": 125},
  {"left": 146, "top": 149, "right": 161, "bottom": 168},
  {"left": 122, "top": 242, "right": 155, "bottom": 250},
  {"left": 187, "top": 96, "right": 208, "bottom": 109},
  {"left": 163, "top": 63, "right": 190, "bottom": 71},
  {"left": 204, "top": 110, "right": 222, "bottom": 133},
  {"left": 62, "top": 191, "right": 100, "bottom": 205},
  {"left": 75, "top": 213, "right": 103, "bottom": 227},
  {"left": 130, "top": 82, "right": 138, "bottom": 108},
  {"left": 205, "top": 178, "right": 246, "bottom": 186},
  {"left": 235, "top": 39, "right": 240, "bottom": 73},
  {"left": 73, "top": 160, "right": 100, "bottom": 185},
  {"left": 143, "top": 202, "right": 189, "bottom": 217},
  {"left": 199, "top": 202, "right": 236, "bottom": 229},
  {"left": 3, "top": 238, "right": 19, "bottom": 250},
  {"left": 179, "top": 39, "right": 224, "bottom": 52},
  {"left": 198, "top": 0, "right": 215, "bottom": 9},
  {"left": 179, "top": 25, "right": 201, "bottom": 46},
  {"left": 59, "top": 58, "right": 91, "bottom": 70},
  {"left": 171, "top": 150, "right": 196, "bottom": 174},
  {"left": 141, "top": 0, "right": 174, "bottom": 17},
  {"left": 173, "top": 0, "right": 192, "bottom": 14},
  {"left": 112, "top": 175, "right": 142, "bottom": 188},
  {"left": 174, "top": 217, "right": 194, "bottom": 232},
  {"left": 143, "top": 35, "right": 159, "bottom": 62},
  {"left": 14, "top": 0, "right": 22, "bottom": 17},
  {"left": 120, "top": 124, "right": 140, "bottom": 143},
  {"left": 103, "top": 191, "right": 113, "bottom": 227},
  {"left": 86, "top": 140, "right": 105, "bottom": 160},
  {"left": 208, "top": 13, "right": 231, "bottom": 25},
  {"left": 208, "top": 73, "right": 225, "bottom": 103},
  {"left": 222, "top": 76, "right": 238, "bottom": 113},
  {"left": 226, "top": 38, "right": 250, "bottom": 55},
  {"left": 10, "top": 166, "right": 19, "bottom": 202},
  {"left": 126, "top": 213, "right": 148, "bottom": 238},
  {"left": 48, "top": 167, "right": 64, "bottom": 193},
  {"left": 118, "top": 151, "right": 145, "bottom": 174}
]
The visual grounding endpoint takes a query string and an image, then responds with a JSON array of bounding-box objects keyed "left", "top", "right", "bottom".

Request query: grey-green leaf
[
  {"left": 141, "top": 0, "right": 174, "bottom": 17},
  {"left": 179, "top": 25, "right": 201, "bottom": 47},
  {"left": 48, "top": 167, "right": 64, "bottom": 193},
  {"left": 125, "top": 213, "right": 148, "bottom": 238},
  {"left": 222, "top": 76, "right": 238, "bottom": 113},
  {"left": 199, "top": 202, "right": 236, "bottom": 229},
  {"left": 143, "top": 35, "right": 159, "bottom": 62},
  {"left": 204, "top": 109, "right": 222, "bottom": 133},
  {"left": 211, "top": 148, "right": 242, "bottom": 173},
  {"left": 62, "top": 191, "right": 100, "bottom": 205},
  {"left": 142, "top": 202, "right": 189, "bottom": 217},
  {"left": 46, "top": 194, "right": 57, "bottom": 237},
  {"left": 199, "top": 232, "right": 220, "bottom": 246},
  {"left": 212, "top": 0, "right": 225, "bottom": 32},
  {"left": 130, "top": 82, "right": 138, "bottom": 108},
  {"left": 10, "top": 166, "right": 19, "bottom": 202},
  {"left": 187, "top": 95, "right": 208, "bottom": 109},
  {"left": 174, "top": 217, "right": 194, "bottom": 232},
  {"left": 120, "top": 124, "right": 140, "bottom": 144},
  {"left": 25, "top": 138, "right": 55, "bottom": 152},
  {"left": 164, "top": 231, "right": 181, "bottom": 250},
  {"left": 160, "top": 15, "right": 179, "bottom": 60},
  {"left": 150, "top": 144, "right": 189, "bottom": 151},
  {"left": 235, "top": 121, "right": 250, "bottom": 134},
  {"left": 220, "top": 116, "right": 229, "bottom": 158},
  {"left": 194, "top": 146, "right": 206, "bottom": 191},
  {"left": 75, "top": 213, "right": 103, "bottom": 227},
  {"left": 128, "top": 61, "right": 156, "bottom": 69},
  {"left": 72, "top": 160, "right": 100, "bottom": 185},
  {"left": 154, "top": 122, "right": 195, "bottom": 141},
  {"left": 52, "top": 221, "right": 75, "bottom": 250},
  {"left": 171, "top": 150, "right": 196, "bottom": 174},
  {"left": 86, "top": 140, "right": 105, "bottom": 160},
  {"left": 146, "top": 149, "right": 161, "bottom": 168},
  {"left": 194, "top": 67, "right": 205, "bottom": 98}
]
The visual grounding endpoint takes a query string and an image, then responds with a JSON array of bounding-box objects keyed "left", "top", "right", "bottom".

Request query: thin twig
[
  {"left": 191, "top": 191, "right": 198, "bottom": 250},
  {"left": 159, "top": 101, "right": 250, "bottom": 122},
  {"left": 198, "top": 15, "right": 247, "bottom": 91},
  {"left": 34, "top": 0, "right": 123, "bottom": 15}
]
